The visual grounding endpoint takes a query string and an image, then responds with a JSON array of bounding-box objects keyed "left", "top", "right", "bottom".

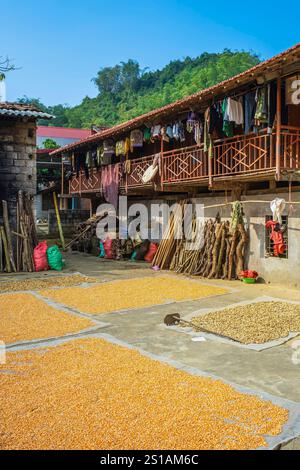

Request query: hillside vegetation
[{"left": 20, "top": 49, "right": 260, "bottom": 128}]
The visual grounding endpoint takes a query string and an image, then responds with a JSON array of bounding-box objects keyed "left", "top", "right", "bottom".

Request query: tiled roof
[
  {"left": 37, "top": 126, "right": 92, "bottom": 139},
  {"left": 51, "top": 42, "right": 300, "bottom": 156},
  {"left": 0, "top": 102, "right": 53, "bottom": 120}
]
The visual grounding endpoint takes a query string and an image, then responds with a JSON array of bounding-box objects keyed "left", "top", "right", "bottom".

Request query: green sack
[{"left": 47, "top": 246, "right": 64, "bottom": 271}]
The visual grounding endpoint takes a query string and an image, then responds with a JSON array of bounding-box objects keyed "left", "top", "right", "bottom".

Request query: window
[{"left": 265, "top": 215, "right": 288, "bottom": 259}]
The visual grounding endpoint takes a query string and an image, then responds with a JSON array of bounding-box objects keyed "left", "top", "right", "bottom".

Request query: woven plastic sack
[
  {"left": 47, "top": 246, "right": 64, "bottom": 271},
  {"left": 144, "top": 243, "right": 158, "bottom": 263},
  {"left": 103, "top": 239, "right": 113, "bottom": 260},
  {"left": 33, "top": 241, "right": 49, "bottom": 272}
]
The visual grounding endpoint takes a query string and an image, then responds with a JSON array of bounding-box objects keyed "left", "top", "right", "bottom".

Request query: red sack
[
  {"left": 33, "top": 241, "right": 49, "bottom": 272},
  {"left": 103, "top": 239, "right": 113, "bottom": 260},
  {"left": 144, "top": 243, "right": 159, "bottom": 263}
]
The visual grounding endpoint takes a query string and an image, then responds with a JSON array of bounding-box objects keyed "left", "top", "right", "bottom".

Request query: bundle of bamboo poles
[
  {"left": 0, "top": 191, "right": 38, "bottom": 273},
  {"left": 153, "top": 201, "right": 249, "bottom": 281},
  {"left": 152, "top": 200, "right": 187, "bottom": 269}
]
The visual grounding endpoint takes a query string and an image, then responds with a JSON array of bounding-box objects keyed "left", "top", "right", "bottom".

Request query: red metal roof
[
  {"left": 51, "top": 43, "right": 300, "bottom": 156},
  {"left": 37, "top": 126, "right": 92, "bottom": 139}
]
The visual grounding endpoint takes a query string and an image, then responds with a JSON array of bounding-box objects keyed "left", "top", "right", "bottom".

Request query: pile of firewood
[
  {"left": 68, "top": 214, "right": 104, "bottom": 254},
  {"left": 0, "top": 191, "right": 38, "bottom": 273},
  {"left": 153, "top": 202, "right": 249, "bottom": 280}
]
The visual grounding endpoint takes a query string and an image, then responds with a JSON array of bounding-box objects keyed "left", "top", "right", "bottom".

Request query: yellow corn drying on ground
[
  {"left": 0, "top": 293, "right": 93, "bottom": 344},
  {"left": 40, "top": 276, "right": 228, "bottom": 315},
  {"left": 0, "top": 338, "right": 288, "bottom": 450}
]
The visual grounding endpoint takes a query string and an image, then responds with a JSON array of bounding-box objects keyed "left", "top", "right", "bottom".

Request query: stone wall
[
  {"left": 48, "top": 210, "right": 91, "bottom": 236},
  {"left": 0, "top": 118, "right": 37, "bottom": 230},
  {"left": 197, "top": 192, "right": 300, "bottom": 287}
]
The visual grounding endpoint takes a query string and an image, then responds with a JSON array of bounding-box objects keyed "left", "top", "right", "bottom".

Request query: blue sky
[{"left": 2, "top": 0, "right": 299, "bottom": 106}]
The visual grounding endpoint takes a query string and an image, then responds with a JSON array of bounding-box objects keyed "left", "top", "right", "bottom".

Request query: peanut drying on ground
[
  {"left": 0, "top": 274, "right": 98, "bottom": 293},
  {"left": 39, "top": 276, "right": 228, "bottom": 314},
  {"left": 0, "top": 338, "right": 288, "bottom": 450},
  {"left": 191, "top": 302, "right": 300, "bottom": 344},
  {"left": 0, "top": 293, "right": 93, "bottom": 344}
]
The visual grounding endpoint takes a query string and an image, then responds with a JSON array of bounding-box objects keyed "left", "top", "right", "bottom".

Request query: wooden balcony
[
  {"left": 69, "top": 167, "right": 102, "bottom": 195},
  {"left": 120, "top": 155, "right": 155, "bottom": 189},
  {"left": 69, "top": 127, "right": 300, "bottom": 195}
]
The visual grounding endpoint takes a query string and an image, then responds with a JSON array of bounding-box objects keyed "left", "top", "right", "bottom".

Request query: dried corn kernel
[
  {"left": 0, "top": 338, "right": 288, "bottom": 450},
  {"left": 40, "top": 276, "right": 227, "bottom": 315},
  {"left": 0, "top": 275, "right": 98, "bottom": 293},
  {"left": 0, "top": 293, "right": 93, "bottom": 344}
]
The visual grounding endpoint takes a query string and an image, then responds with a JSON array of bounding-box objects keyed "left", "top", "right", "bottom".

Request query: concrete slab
[{"left": 2, "top": 251, "right": 300, "bottom": 449}]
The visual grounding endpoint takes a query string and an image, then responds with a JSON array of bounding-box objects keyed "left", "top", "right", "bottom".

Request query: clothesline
[{"left": 202, "top": 200, "right": 300, "bottom": 210}]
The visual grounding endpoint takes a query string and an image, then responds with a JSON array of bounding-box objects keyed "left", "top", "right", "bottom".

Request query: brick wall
[{"left": 0, "top": 118, "right": 37, "bottom": 230}]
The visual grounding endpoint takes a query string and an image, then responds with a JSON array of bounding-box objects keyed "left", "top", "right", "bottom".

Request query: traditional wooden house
[{"left": 51, "top": 44, "right": 300, "bottom": 284}]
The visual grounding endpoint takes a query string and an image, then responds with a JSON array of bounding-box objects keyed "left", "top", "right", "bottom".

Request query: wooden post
[
  {"left": 2, "top": 200, "right": 16, "bottom": 272},
  {"left": 60, "top": 160, "right": 65, "bottom": 210},
  {"left": 160, "top": 136, "right": 164, "bottom": 190},
  {"left": 276, "top": 76, "right": 282, "bottom": 181},
  {"left": 53, "top": 192, "right": 66, "bottom": 251}
]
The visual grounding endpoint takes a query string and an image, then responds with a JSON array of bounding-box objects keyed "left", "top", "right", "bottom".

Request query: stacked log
[
  {"left": 0, "top": 191, "right": 38, "bottom": 273},
  {"left": 153, "top": 202, "right": 249, "bottom": 281}
]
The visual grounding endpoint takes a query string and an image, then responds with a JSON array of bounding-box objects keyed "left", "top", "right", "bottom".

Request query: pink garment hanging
[{"left": 101, "top": 164, "right": 120, "bottom": 209}]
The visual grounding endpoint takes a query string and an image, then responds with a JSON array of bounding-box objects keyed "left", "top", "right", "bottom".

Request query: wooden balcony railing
[
  {"left": 281, "top": 126, "right": 300, "bottom": 171},
  {"left": 161, "top": 145, "right": 208, "bottom": 184},
  {"left": 69, "top": 127, "right": 300, "bottom": 195},
  {"left": 69, "top": 167, "right": 102, "bottom": 195},
  {"left": 212, "top": 131, "right": 276, "bottom": 178},
  {"left": 120, "top": 155, "right": 156, "bottom": 189}
]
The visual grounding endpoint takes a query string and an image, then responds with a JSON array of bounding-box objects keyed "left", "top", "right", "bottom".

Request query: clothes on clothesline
[{"left": 101, "top": 164, "right": 120, "bottom": 209}]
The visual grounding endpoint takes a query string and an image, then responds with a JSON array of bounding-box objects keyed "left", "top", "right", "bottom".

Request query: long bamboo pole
[{"left": 2, "top": 200, "right": 16, "bottom": 272}]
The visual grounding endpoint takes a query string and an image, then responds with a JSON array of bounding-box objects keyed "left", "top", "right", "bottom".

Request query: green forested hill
[{"left": 20, "top": 49, "right": 260, "bottom": 129}]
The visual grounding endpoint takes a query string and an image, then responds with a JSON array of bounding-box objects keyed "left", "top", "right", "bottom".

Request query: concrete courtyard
[{"left": 1, "top": 251, "right": 300, "bottom": 450}]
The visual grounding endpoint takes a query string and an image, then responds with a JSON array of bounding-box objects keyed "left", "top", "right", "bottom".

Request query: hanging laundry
[
  {"left": 151, "top": 125, "right": 162, "bottom": 141},
  {"left": 186, "top": 112, "right": 198, "bottom": 133},
  {"left": 270, "top": 198, "right": 286, "bottom": 225},
  {"left": 103, "top": 139, "right": 115, "bottom": 156},
  {"left": 97, "top": 146, "right": 104, "bottom": 166},
  {"left": 116, "top": 140, "right": 126, "bottom": 157},
  {"left": 101, "top": 164, "right": 120, "bottom": 209},
  {"left": 143, "top": 128, "right": 152, "bottom": 143},
  {"left": 209, "top": 103, "right": 223, "bottom": 138},
  {"left": 166, "top": 125, "right": 174, "bottom": 140},
  {"left": 130, "top": 129, "right": 143, "bottom": 152},
  {"left": 204, "top": 108, "right": 213, "bottom": 158},
  {"left": 244, "top": 91, "right": 256, "bottom": 135},
  {"left": 161, "top": 126, "right": 170, "bottom": 143},
  {"left": 255, "top": 87, "right": 268, "bottom": 125},
  {"left": 85, "top": 150, "right": 93, "bottom": 168},
  {"left": 124, "top": 137, "right": 131, "bottom": 156},
  {"left": 194, "top": 121, "right": 203, "bottom": 146},
  {"left": 227, "top": 97, "right": 244, "bottom": 126},
  {"left": 91, "top": 149, "right": 98, "bottom": 169},
  {"left": 173, "top": 121, "right": 185, "bottom": 143},
  {"left": 222, "top": 99, "right": 234, "bottom": 137}
]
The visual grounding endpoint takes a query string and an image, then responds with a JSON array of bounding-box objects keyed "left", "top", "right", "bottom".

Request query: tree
[
  {"left": 0, "top": 56, "right": 17, "bottom": 80},
  {"left": 43, "top": 138, "right": 59, "bottom": 150}
]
